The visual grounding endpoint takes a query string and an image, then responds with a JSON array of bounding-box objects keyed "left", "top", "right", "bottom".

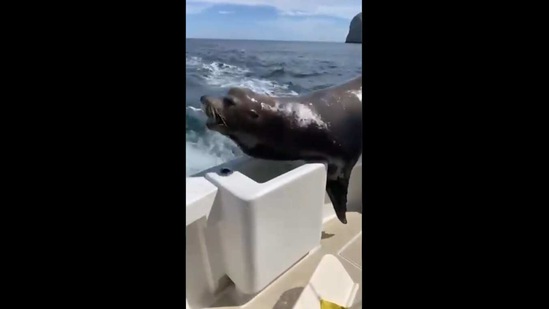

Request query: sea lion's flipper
[
  {"left": 326, "top": 176, "right": 350, "bottom": 224},
  {"left": 326, "top": 161, "right": 358, "bottom": 225}
]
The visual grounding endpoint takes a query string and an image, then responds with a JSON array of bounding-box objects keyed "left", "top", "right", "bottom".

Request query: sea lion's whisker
[
  {"left": 215, "top": 110, "right": 228, "bottom": 126},
  {"left": 206, "top": 104, "right": 228, "bottom": 127},
  {"left": 210, "top": 105, "right": 216, "bottom": 121}
]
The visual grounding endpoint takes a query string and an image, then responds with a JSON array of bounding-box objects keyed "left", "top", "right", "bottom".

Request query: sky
[{"left": 186, "top": 0, "right": 362, "bottom": 42}]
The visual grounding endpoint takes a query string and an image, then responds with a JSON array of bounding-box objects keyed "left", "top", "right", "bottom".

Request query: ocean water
[{"left": 186, "top": 38, "right": 362, "bottom": 176}]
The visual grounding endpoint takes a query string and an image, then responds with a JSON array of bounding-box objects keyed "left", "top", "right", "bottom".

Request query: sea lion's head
[{"left": 200, "top": 87, "right": 281, "bottom": 137}]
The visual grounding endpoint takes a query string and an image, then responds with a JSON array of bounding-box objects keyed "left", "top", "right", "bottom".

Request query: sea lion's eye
[{"left": 249, "top": 109, "right": 259, "bottom": 119}]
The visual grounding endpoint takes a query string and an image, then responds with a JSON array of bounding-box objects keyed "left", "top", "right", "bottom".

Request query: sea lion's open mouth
[{"left": 203, "top": 103, "right": 228, "bottom": 128}]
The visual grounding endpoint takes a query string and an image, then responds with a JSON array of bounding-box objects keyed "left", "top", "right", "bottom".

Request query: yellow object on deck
[{"left": 320, "top": 299, "right": 347, "bottom": 309}]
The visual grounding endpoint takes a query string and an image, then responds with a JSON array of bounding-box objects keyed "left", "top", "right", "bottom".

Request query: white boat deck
[{"left": 186, "top": 157, "right": 362, "bottom": 309}]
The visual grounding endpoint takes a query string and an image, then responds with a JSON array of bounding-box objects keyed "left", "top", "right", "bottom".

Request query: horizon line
[{"left": 185, "top": 37, "right": 350, "bottom": 44}]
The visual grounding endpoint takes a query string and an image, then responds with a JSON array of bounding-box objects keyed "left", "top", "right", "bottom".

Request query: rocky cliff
[{"left": 345, "top": 13, "right": 362, "bottom": 44}]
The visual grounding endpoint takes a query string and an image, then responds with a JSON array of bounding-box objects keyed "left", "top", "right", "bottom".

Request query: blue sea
[{"left": 186, "top": 38, "right": 362, "bottom": 176}]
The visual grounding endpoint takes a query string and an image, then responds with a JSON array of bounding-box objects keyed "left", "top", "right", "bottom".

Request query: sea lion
[{"left": 200, "top": 75, "right": 362, "bottom": 224}]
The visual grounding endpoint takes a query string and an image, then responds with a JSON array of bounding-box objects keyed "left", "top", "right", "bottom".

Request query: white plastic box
[{"left": 205, "top": 159, "right": 327, "bottom": 294}]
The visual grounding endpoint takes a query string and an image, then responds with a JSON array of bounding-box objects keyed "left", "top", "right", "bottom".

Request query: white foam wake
[
  {"left": 187, "top": 106, "right": 202, "bottom": 113},
  {"left": 187, "top": 56, "right": 298, "bottom": 96},
  {"left": 185, "top": 129, "right": 242, "bottom": 176}
]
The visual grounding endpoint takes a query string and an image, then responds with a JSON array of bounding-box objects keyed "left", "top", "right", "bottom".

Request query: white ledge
[
  {"left": 205, "top": 163, "right": 324, "bottom": 201},
  {"left": 185, "top": 177, "right": 218, "bottom": 226}
]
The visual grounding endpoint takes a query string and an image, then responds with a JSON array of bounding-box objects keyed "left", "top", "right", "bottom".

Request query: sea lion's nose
[{"left": 200, "top": 95, "right": 208, "bottom": 104}]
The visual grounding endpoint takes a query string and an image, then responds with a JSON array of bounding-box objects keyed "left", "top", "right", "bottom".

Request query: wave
[
  {"left": 186, "top": 56, "right": 203, "bottom": 67},
  {"left": 186, "top": 56, "right": 298, "bottom": 97},
  {"left": 185, "top": 104, "right": 242, "bottom": 176},
  {"left": 186, "top": 129, "right": 242, "bottom": 176},
  {"left": 291, "top": 72, "right": 324, "bottom": 78},
  {"left": 262, "top": 67, "right": 286, "bottom": 78},
  {"left": 261, "top": 68, "right": 325, "bottom": 80}
]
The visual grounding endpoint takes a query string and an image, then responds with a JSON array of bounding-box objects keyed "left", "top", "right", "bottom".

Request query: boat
[{"left": 186, "top": 156, "right": 362, "bottom": 308}]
